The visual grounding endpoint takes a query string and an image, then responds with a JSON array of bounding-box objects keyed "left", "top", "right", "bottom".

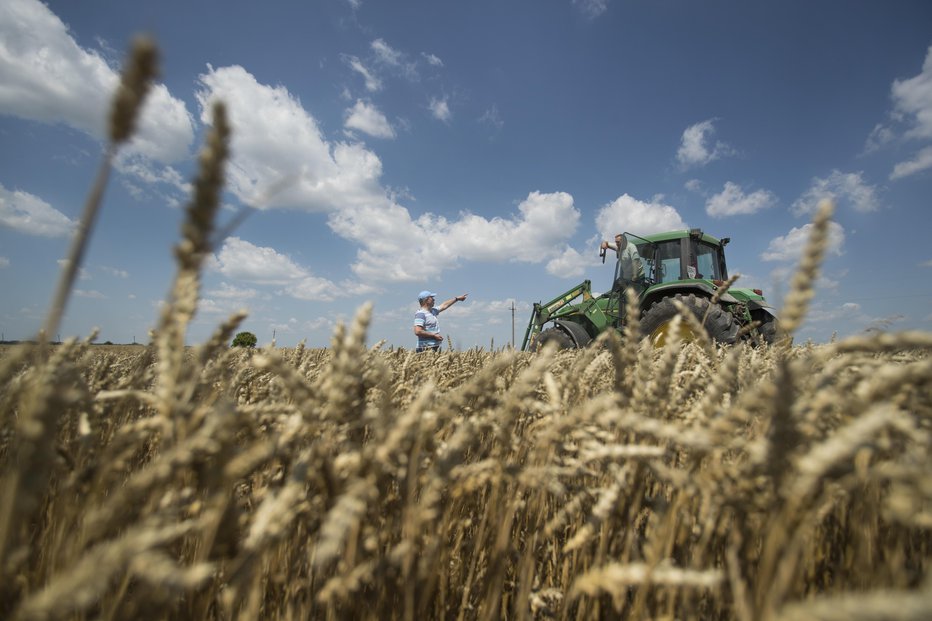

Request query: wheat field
[{"left": 1, "top": 38, "right": 931, "bottom": 621}]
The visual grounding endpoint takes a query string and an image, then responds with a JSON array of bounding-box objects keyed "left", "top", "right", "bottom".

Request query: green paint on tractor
[{"left": 522, "top": 228, "right": 778, "bottom": 350}]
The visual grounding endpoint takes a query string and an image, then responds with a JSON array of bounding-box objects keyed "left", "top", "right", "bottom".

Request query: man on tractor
[{"left": 601, "top": 233, "right": 645, "bottom": 288}]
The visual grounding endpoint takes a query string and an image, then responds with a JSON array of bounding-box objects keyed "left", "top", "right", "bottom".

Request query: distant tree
[{"left": 232, "top": 331, "right": 258, "bottom": 348}]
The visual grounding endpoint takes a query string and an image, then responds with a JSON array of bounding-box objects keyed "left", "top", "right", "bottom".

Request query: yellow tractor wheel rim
[{"left": 650, "top": 320, "right": 700, "bottom": 348}]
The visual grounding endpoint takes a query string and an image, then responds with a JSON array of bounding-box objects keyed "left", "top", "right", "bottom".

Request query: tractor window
[
  {"left": 693, "top": 242, "right": 725, "bottom": 280},
  {"left": 652, "top": 240, "right": 682, "bottom": 283}
]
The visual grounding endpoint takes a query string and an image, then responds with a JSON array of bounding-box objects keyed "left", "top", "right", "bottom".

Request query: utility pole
[{"left": 510, "top": 301, "right": 515, "bottom": 350}]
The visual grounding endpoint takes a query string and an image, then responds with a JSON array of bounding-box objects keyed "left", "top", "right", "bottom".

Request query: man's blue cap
[{"left": 418, "top": 290, "right": 437, "bottom": 300}]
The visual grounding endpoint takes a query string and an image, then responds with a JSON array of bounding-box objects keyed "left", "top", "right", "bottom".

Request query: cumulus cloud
[
  {"left": 212, "top": 237, "right": 341, "bottom": 301},
  {"left": 0, "top": 257, "right": 10, "bottom": 268},
  {"left": 706, "top": 182, "right": 778, "bottom": 217},
  {"left": 791, "top": 170, "right": 881, "bottom": 216},
  {"left": 0, "top": 184, "right": 75, "bottom": 237},
  {"left": 595, "top": 194, "right": 687, "bottom": 239},
  {"left": 214, "top": 237, "right": 315, "bottom": 284},
  {"left": 0, "top": 0, "right": 193, "bottom": 163},
  {"left": 194, "top": 67, "right": 580, "bottom": 285},
  {"left": 329, "top": 191, "right": 581, "bottom": 281},
  {"left": 196, "top": 65, "right": 391, "bottom": 212},
  {"left": 429, "top": 96, "right": 452, "bottom": 122},
  {"left": 546, "top": 246, "right": 590, "bottom": 279},
  {"left": 676, "top": 119, "right": 733, "bottom": 168},
  {"left": 760, "top": 221, "right": 846, "bottom": 262},
  {"left": 344, "top": 99, "right": 396, "bottom": 139},
  {"left": 866, "top": 46, "right": 932, "bottom": 179}
]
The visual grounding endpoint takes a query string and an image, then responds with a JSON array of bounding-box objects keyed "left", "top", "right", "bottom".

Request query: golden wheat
[{"left": 1, "top": 38, "right": 931, "bottom": 621}]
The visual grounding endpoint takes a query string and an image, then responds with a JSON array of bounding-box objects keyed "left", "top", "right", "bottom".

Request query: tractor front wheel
[
  {"left": 533, "top": 327, "right": 575, "bottom": 350},
  {"left": 641, "top": 293, "right": 739, "bottom": 347},
  {"left": 752, "top": 311, "right": 779, "bottom": 345}
]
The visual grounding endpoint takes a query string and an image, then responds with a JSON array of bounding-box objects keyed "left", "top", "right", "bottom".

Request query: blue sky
[{"left": 1, "top": 0, "right": 931, "bottom": 348}]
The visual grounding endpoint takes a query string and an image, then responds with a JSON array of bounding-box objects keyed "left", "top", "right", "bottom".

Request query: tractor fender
[
  {"left": 552, "top": 319, "right": 593, "bottom": 348},
  {"left": 641, "top": 282, "right": 718, "bottom": 310},
  {"left": 747, "top": 299, "right": 777, "bottom": 316}
]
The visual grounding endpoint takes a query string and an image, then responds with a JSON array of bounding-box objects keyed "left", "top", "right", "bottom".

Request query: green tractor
[{"left": 521, "top": 228, "right": 778, "bottom": 350}]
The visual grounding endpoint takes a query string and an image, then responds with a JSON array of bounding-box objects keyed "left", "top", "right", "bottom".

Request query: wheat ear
[{"left": 41, "top": 37, "right": 158, "bottom": 345}]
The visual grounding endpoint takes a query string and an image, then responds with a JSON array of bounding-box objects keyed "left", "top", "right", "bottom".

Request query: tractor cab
[{"left": 632, "top": 229, "right": 729, "bottom": 285}]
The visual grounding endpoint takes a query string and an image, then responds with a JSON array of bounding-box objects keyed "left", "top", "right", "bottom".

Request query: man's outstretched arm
[{"left": 438, "top": 293, "right": 468, "bottom": 312}]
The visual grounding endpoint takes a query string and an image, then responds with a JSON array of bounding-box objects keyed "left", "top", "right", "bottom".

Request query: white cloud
[
  {"left": 792, "top": 170, "right": 881, "bottom": 215},
  {"left": 441, "top": 298, "right": 531, "bottom": 323},
  {"left": 0, "top": 257, "right": 10, "bottom": 268},
  {"left": 0, "top": 0, "right": 193, "bottom": 163},
  {"left": 284, "top": 276, "right": 339, "bottom": 301},
  {"left": 760, "top": 221, "right": 846, "bottom": 262},
  {"left": 213, "top": 237, "right": 313, "bottom": 284},
  {"left": 422, "top": 52, "right": 443, "bottom": 67},
  {"left": 479, "top": 105, "right": 504, "bottom": 131},
  {"left": 74, "top": 289, "right": 106, "bottom": 299},
  {"left": 114, "top": 154, "right": 191, "bottom": 196},
  {"left": 196, "top": 296, "right": 249, "bottom": 316},
  {"left": 891, "top": 145, "right": 932, "bottom": 179},
  {"left": 429, "top": 96, "right": 452, "bottom": 122},
  {"left": 371, "top": 39, "right": 421, "bottom": 80},
  {"left": 867, "top": 46, "right": 932, "bottom": 179},
  {"left": 573, "top": 0, "right": 610, "bottom": 18},
  {"left": 100, "top": 266, "right": 129, "bottom": 278},
  {"left": 921, "top": 259, "right": 932, "bottom": 268},
  {"left": 212, "top": 237, "right": 341, "bottom": 302},
  {"left": 805, "top": 302, "right": 863, "bottom": 324},
  {"left": 0, "top": 184, "right": 75, "bottom": 237},
  {"left": 676, "top": 119, "right": 733, "bottom": 168},
  {"left": 304, "top": 316, "right": 333, "bottom": 332},
  {"left": 196, "top": 65, "right": 391, "bottom": 211},
  {"left": 706, "top": 182, "right": 778, "bottom": 217},
  {"left": 892, "top": 45, "right": 932, "bottom": 141},
  {"left": 684, "top": 179, "right": 704, "bottom": 193},
  {"left": 864, "top": 123, "right": 896, "bottom": 153},
  {"left": 57, "top": 259, "right": 90, "bottom": 280},
  {"left": 329, "top": 191, "right": 581, "bottom": 282},
  {"left": 205, "top": 282, "right": 258, "bottom": 300},
  {"left": 344, "top": 55, "right": 382, "bottom": 92},
  {"left": 546, "top": 246, "right": 589, "bottom": 278},
  {"left": 371, "top": 39, "right": 402, "bottom": 66},
  {"left": 595, "top": 193, "right": 687, "bottom": 239},
  {"left": 344, "top": 99, "right": 396, "bottom": 139}
]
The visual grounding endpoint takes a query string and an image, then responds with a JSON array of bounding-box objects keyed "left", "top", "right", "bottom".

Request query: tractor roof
[{"left": 639, "top": 229, "right": 723, "bottom": 245}]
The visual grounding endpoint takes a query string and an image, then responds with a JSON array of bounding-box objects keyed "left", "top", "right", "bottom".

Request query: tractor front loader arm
[{"left": 521, "top": 280, "right": 592, "bottom": 350}]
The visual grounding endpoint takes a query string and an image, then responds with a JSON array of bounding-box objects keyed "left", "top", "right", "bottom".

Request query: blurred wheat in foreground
[{"left": 2, "top": 38, "right": 931, "bottom": 621}]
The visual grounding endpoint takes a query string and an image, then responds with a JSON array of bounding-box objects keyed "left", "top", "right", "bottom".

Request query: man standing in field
[{"left": 413, "top": 290, "right": 468, "bottom": 352}]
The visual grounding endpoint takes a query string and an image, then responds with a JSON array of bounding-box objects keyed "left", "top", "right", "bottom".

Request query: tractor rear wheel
[
  {"left": 533, "top": 327, "right": 575, "bottom": 350},
  {"left": 641, "top": 293, "right": 739, "bottom": 347}
]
